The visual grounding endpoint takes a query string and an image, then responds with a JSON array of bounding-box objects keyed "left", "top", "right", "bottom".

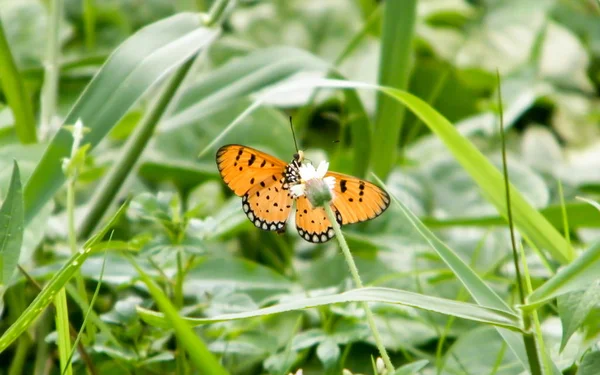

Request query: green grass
[{"left": 1, "top": 1, "right": 600, "bottom": 374}]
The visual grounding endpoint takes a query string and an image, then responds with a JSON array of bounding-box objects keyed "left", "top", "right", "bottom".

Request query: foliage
[{"left": 0, "top": 0, "right": 600, "bottom": 374}]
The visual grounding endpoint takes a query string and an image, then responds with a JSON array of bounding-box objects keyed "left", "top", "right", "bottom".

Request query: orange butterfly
[{"left": 216, "top": 144, "right": 390, "bottom": 243}]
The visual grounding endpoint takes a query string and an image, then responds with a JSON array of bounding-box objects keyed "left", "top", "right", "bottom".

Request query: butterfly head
[{"left": 293, "top": 150, "right": 304, "bottom": 163}]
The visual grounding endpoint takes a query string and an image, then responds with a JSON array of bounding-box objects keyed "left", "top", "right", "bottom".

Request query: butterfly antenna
[{"left": 289, "top": 116, "right": 300, "bottom": 153}]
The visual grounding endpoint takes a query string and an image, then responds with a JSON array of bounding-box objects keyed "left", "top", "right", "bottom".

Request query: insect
[
  {"left": 216, "top": 146, "right": 390, "bottom": 243},
  {"left": 216, "top": 130, "right": 390, "bottom": 243}
]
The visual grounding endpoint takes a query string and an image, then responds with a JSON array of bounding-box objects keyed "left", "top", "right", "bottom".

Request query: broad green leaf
[
  {"left": 525, "top": 242, "right": 600, "bottom": 309},
  {"left": 23, "top": 13, "right": 219, "bottom": 223},
  {"left": 0, "top": 201, "right": 128, "bottom": 353},
  {"left": 557, "top": 281, "right": 600, "bottom": 352},
  {"left": 393, "top": 359, "right": 428, "bottom": 375},
  {"left": 578, "top": 351, "right": 600, "bottom": 375},
  {"left": 185, "top": 256, "right": 295, "bottom": 297},
  {"left": 443, "top": 327, "right": 521, "bottom": 375},
  {"left": 0, "top": 161, "right": 23, "bottom": 285},
  {"left": 137, "top": 287, "right": 521, "bottom": 331},
  {"left": 128, "top": 256, "right": 228, "bottom": 375},
  {"left": 316, "top": 338, "right": 340, "bottom": 369}
]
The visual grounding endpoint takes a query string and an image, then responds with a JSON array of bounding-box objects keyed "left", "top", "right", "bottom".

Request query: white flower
[
  {"left": 288, "top": 370, "right": 303, "bottom": 375},
  {"left": 290, "top": 161, "right": 336, "bottom": 205}
]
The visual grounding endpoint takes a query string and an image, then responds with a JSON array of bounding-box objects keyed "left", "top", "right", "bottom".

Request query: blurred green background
[{"left": 1, "top": 0, "right": 600, "bottom": 374}]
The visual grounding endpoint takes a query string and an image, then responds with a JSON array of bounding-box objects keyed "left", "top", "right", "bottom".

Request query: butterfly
[{"left": 216, "top": 144, "right": 390, "bottom": 243}]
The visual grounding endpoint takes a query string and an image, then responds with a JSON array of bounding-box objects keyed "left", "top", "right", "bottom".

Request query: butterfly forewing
[
  {"left": 216, "top": 145, "right": 287, "bottom": 196},
  {"left": 295, "top": 197, "right": 338, "bottom": 243},
  {"left": 327, "top": 172, "right": 390, "bottom": 225}
]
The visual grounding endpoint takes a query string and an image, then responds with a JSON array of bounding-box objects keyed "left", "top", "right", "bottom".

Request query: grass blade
[
  {"left": 0, "top": 19, "right": 37, "bottom": 144},
  {"left": 0, "top": 201, "right": 128, "bottom": 353},
  {"left": 137, "top": 287, "right": 522, "bottom": 331},
  {"left": 23, "top": 13, "right": 219, "bottom": 223},
  {"left": 0, "top": 161, "right": 23, "bottom": 286},
  {"left": 128, "top": 254, "right": 229, "bottom": 375},
  {"left": 525, "top": 241, "right": 600, "bottom": 309},
  {"left": 371, "top": 0, "right": 417, "bottom": 178}
]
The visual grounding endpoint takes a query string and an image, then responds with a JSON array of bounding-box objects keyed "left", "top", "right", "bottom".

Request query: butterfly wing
[
  {"left": 243, "top": 176, "right": 294, "bottom": 232},
  {"left": 216, "top": 144, "right": 288, "bottom": 196},
  {"left": 295, "top": 196, "right": 337, "bottom": 243},
  {"left": 327, "top": 172, "right": 390, "bottom": 225},
  {"left": 217, "top": 144, "right": 293, "bottom": 231}
]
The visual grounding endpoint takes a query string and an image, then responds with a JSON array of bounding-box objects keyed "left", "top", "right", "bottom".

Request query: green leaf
[
  {"left": 137, "top": 287, "right": 521, "bottom": 331},
  {"left": 376, "top": 85, "right": 572, "bottom": 264},
  {"left": 525, "top": 242, "right": 600, "bottom": 309},
  {"left": 0, "top": 201, "right": 128, "bottom": 353},
  {"left": 393, "top": 359, "right": 429, "bottom": 375},
  {"left": 0, "top": 161, "right": 23, "bottom": 286},
  {"left": 577, "top": 351, "right": 600, "bottom": 375},
  {"left": 23, "top": 13, "right": 219, "bottom": 223},
  {"left": 422, "top": 201, "right": 600, "bottom": 229},
  {"left": 371, "top": 0, "right": 416, "bottom": 178},
  {"left": 128, "top": 255, "right": 228, "bottom": 375},
  {"left": 443, "top": 326, "right": 521, "bottom": 375},
  {"left": 557, "top": 281, "right": 600, "bottom": 352},
  {"left": 316, "top": 338, "right": 340, "bottom": 369},
  {"left": 0, "top": 19, "right": 36, "bottom": 143}
]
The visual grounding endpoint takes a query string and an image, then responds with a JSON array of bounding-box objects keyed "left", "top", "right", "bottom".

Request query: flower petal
[
  {"left": 290, "top": 184, "right": 306, "bottom": 198},
  {"left": 316, "top": 161, "right": 329, "bottom": 178}
]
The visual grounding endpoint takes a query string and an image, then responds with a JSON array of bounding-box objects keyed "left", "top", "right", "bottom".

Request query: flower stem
[{"left": 323, "top": 205, "right": 395, "bottom": 373}]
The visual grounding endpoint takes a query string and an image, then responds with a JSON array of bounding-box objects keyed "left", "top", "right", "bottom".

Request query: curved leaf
[
  {"left": 137, "top": 287, "right": 522, "bottom": 331},
  {"left": 23, "top": 13, "right": 219, "bottom": 223}
]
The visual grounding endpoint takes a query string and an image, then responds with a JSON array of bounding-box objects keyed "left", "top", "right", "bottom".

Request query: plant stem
[
  {"left": 0, "top": 18, "right": 37, "bottom": 143},
  {"left": 175, "top": 250, "right": 187, "bottom": 375},
  {"left": 67, "top": 122, "right": 94, "bottom": 342},
  {"left": 40, "top": 0, "right": 63, "bottom": 140},
  {"left": 54, "top": 289, "right": 73, "bottom": 375},
  {"left": 497, "top": 71, "right": 542, "bottom": 375},
  {"left": 323, "top": 205, "right": 394, "bottom": 373},
  {"left": 204, "top": 0, "right": 232, "bottom": 27},
  {"left": 77, "top": 57, "right": 196, "bottom": 239}
]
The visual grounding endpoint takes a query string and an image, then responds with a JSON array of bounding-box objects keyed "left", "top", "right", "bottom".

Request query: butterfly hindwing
[
  {"left": 243, "top": 174, "right": 293, "bottom": 232},
  {"left": 327, "top": 172, "right": 390, "bottom": 225},
  {"left": 295, "top": 197, "right": 338, "bottom": 243},
  {"left": 216, "top": 145, "right": 288, "bottom": 196}
]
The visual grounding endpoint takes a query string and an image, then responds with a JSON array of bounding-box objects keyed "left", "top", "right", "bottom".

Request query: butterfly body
[{"left": 216, "top": 144, "right": 390, "bottom": 243}]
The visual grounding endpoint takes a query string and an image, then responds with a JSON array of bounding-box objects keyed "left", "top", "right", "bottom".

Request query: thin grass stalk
[
  {"left": 61, "top": 253, "right": 107, "bottom": 375},
  {"left": 66, "top": 122, "right": 94, "bottom": 342},
  {"left": 497, "top": 72, "right": 542, "bottom": 375},
  {"left": 54, "top": 289, "right": 72, "bottom": 375},
  {"left": 175, "top": 250, "right": 188, "bottom": 375},
  {"left": 83, "top": 0, "right": 96, "bottom": 50},
  {"left": 77, "top": 58, "right": 196, "bottom": 239},
  {"left": 370, "top": 0, "right": 417, "bottom": 178},
  {"left": 40, "top": 0, "right": 63, "bottom": 140},
  {"left": 519, "top": 244, "right": 551, "bottom": 374},
  {"left": 0, "top": 19, "right": 37, "bottom": 143},
  {"left": 323, "top": 205, "right": 394, "bottom": 373}
]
